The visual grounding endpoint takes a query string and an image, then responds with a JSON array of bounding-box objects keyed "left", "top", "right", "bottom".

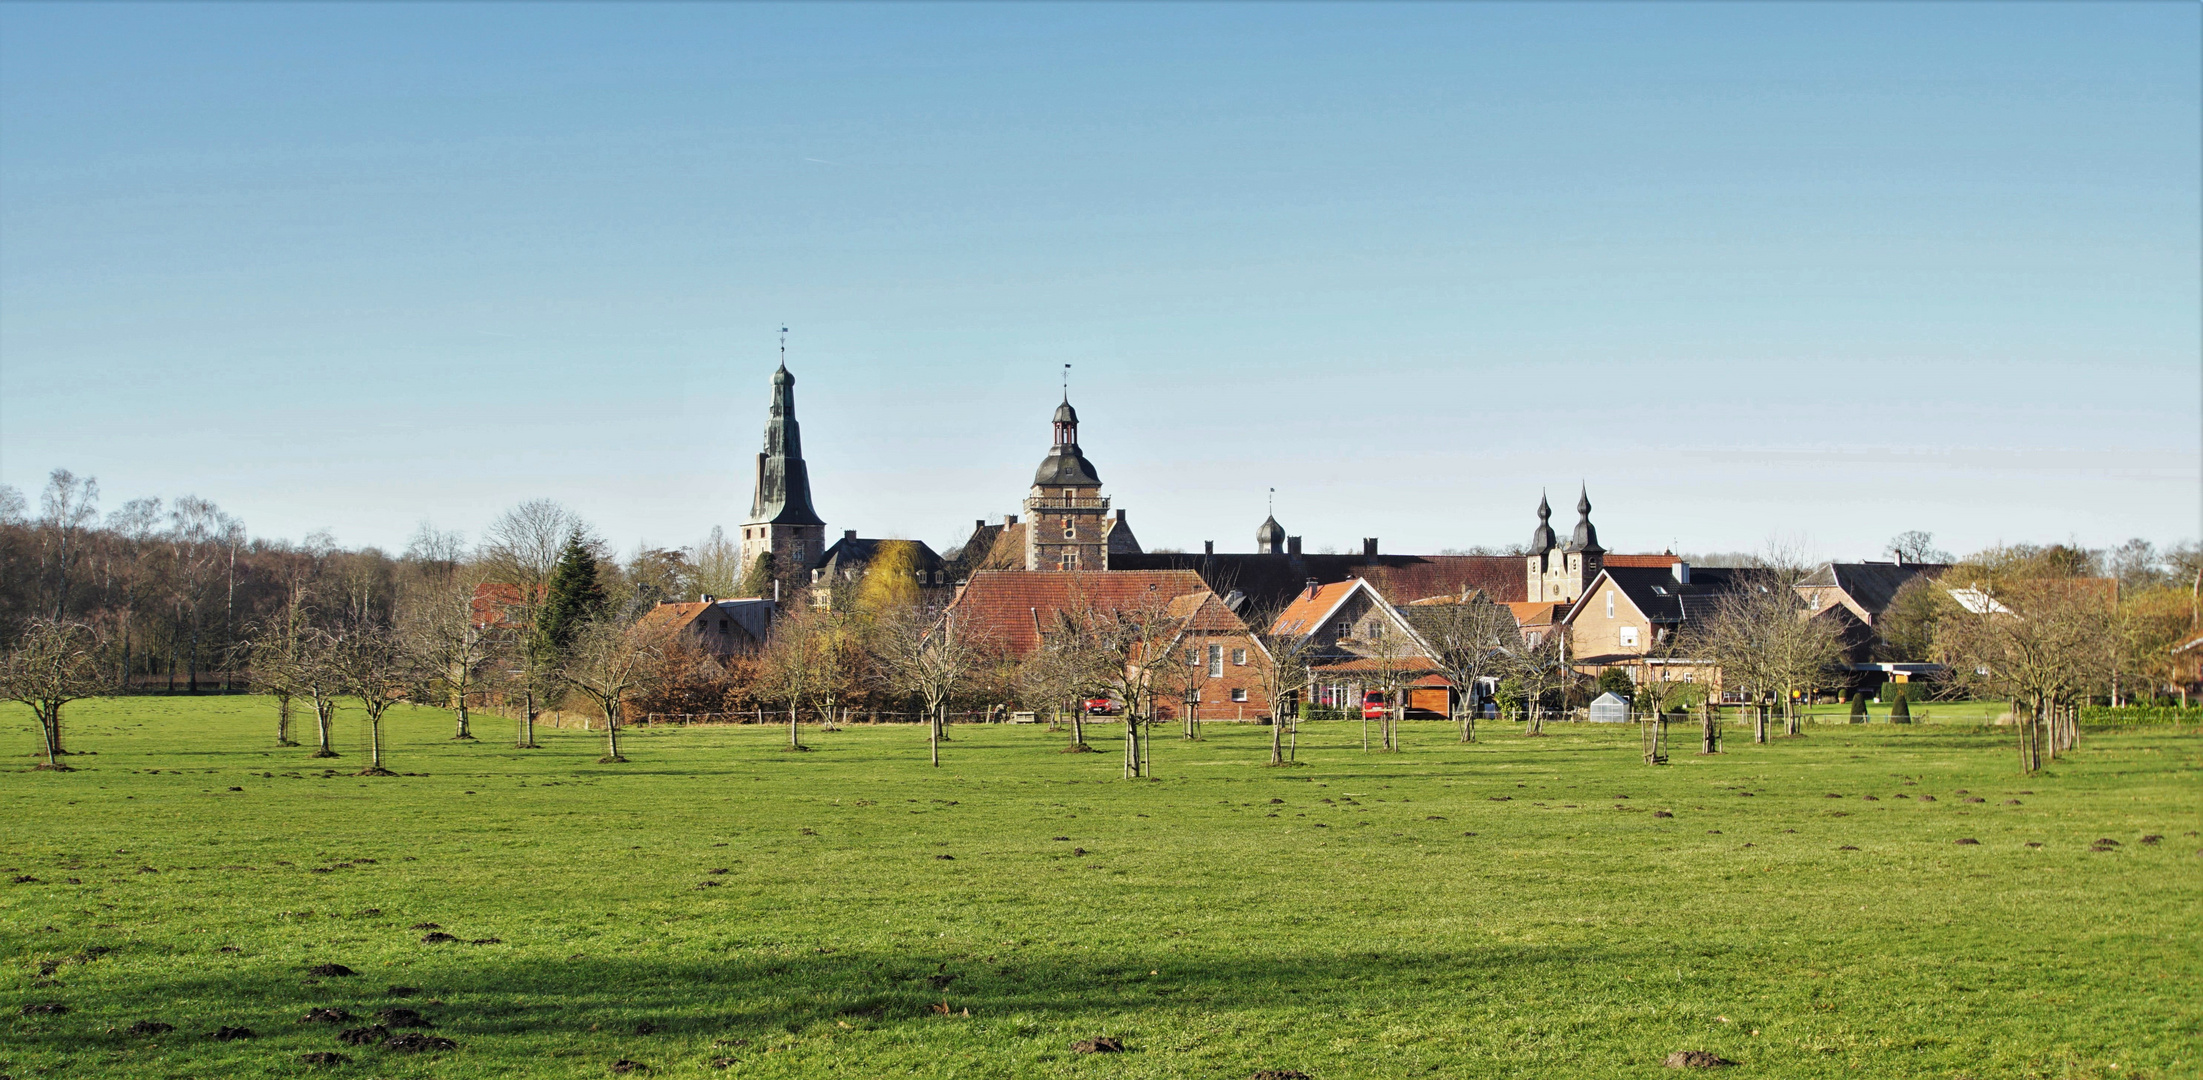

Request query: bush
[
  {"left": 1595, "top": 668, "right": 1635, "bottom": 700},
  {"left": 1887, "top": 684, "right": 1911, "bottom": 724},
  {"left": 2078, "top": 704, "right": 2203, "bottom": 725},
  {"left": 1849, "top": 693, "right": 1869, "bottom": 724},
  {"left": 1298, "top": 703, "right": 1346, "bottom": 723}
]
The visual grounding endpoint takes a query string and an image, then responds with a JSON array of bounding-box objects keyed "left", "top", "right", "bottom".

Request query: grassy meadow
[{"left": 2, "top": 698, "right": 2198, "bottom": 1079}]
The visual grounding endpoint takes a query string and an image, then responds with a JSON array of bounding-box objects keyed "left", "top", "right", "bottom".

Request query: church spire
[
  {"left": 1565, "top": 483, "right": 1602, "bottom": 554},
  {"left": 747, "top": 347, "right": 824, "bottom": 527},
  {"left": 1529, "top": 490, "right": 1557, "bottom": 554}
]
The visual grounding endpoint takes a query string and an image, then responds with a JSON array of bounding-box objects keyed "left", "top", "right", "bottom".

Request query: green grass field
[{"left": 3, "top": 699, "right": 2198, "bottom": 1079}]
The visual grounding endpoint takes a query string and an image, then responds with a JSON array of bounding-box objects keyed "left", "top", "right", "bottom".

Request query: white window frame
[
  {"left": 1207, "top": 645, "right": 1224, "bottom": 678},
  {"left": 1231, "top": 647, "right": 1247, "bottom": 666},
  {"left": 1606, "top": 592, "right": 1615, "bottom": 618},
  {"left": 1230, "top": 687, "right": 1248, "bottom": 703}
]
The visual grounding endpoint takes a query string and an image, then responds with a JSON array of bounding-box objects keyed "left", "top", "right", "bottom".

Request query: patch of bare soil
[
  {"left": 1953, "top": 838, "right": 1980, "bottom": 845},
  {"left": 12, "top": 875, "right": 37, "bottom": 883},
  {"left": 1665, "top": 1050, "right": 1736, "bottom": 1068},
  {"left": 1653, "top": 811, "right": 1674, "bottom": 818},
  {"left": 300, "top": 1051, "right": 351, "bottom": 1065},
  {"left": 300, "top": 1008, "right": 352, "bottom": 1023},
  {"left": 336, "top": 1025, "right": 390, "bottom": 1046},
  {"left": 1058, "top": 744, "right": 1095, "bottom": 753},
  {"left": 19, "top": 1002, "right": 68, "bottom": 1016},
  {"left": 470, "top": 938, "right": 503, "bottom": 945},
  {"left": 126, "top": 1020, "right": 174, "bottom": 1035},
  {"left": 207, "top": 1025, "right": 255, "bottom": 1041},
  {"left": 410, "top": 922, "right": 441, "bottom": 930},
  {"left": 1070, "top": 1036, "right": 1123, "bottom": 1053},
  {"left": 374, "top": 1007, "right": 432, "bottom": 1028},
  {"left": 611, "top": 1059, "right": 648, "bottom": 1073},
  {"left": 1252, "top": 1071, "right": 1311, "bottom": 1080},
  {"left": 420, "top": 932, "right": 459, "bottom": 944},
  {"left": 382, "top": 1031, "right": 457, "bottom": 1052},
  {"left": 307, "top": 963, "right": 357, "bottom": 977},
  {"left": 387, "top": 986, "right": 419, "bottom": 997}
]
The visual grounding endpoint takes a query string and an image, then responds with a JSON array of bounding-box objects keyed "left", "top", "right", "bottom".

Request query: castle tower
[
  {"left": 739, "top": 360, "right": 826, "bottom": 580},
  {"left": 1023, "top": 396, "right": 1112, "bottom": 571}
]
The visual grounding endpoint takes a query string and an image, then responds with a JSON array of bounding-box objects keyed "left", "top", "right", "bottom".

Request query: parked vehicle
[
  {"left": 1083, "top": 697, "right": 1121, "bottom": 716},
  {"left": 1362, "top": 691, "right": 1388, "bottom": 719}
]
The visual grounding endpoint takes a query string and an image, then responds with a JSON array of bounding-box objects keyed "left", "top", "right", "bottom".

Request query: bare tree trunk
[
  {"left": 1700, "top": 702, "right": 1719, "bottom": 755},
  {"left": 313, "top": 699, "right": 337, "bottom": 757},
  {"left": 454, "top": 696, "right": 472, "bottom": 740},
  {"left": 603, "top": 708, "right": 624, "bottom": 762},
  {"left": 275, "top": 691, "right": 296, "bottom": 745},
  {"left": 930, "top": 701, "right": 941, "bottom": 768},
  {"left": 1753, "top": 703, "right": 1769, "bottom": 744},
  {"left": 38, "top": 706, "right": 64, "bottom": 769},
  {"left": 789, "top": 701, "right": 802, "bottom": 748}
]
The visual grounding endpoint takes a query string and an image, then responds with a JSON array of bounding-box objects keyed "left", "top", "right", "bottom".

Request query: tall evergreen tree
[
  {"left": 535, "top": 533, "right": 606, "bottom": 660},
  {"left": 737, "top": 551, "right": 777, "bottom": 599}
]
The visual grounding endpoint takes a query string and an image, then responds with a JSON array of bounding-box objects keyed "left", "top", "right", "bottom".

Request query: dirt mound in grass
[
  {"left": 382, "top": 1031, "right": 457, "bottom": 1052},
  {"left": 387, "top": 985, "right": 420, "bottom": 996},
  {"left": 410, "top": 922, "right": 441, "bottom": 930},
  {"left": 19, "top": 1002, "right": 68, "bottom": 1016},
  {"left": 307, "top": 963, "right": 356, "bottom": 977},
  {"left": 611, "top": 1060, "right": 648, "bottom": 1074},
  {"left": 300, "top": 1051, "right": 351, "bottom": 1065},
  {"left": 420, "top": 932, "right": 459, "bottom": 944},
  {"left": 1070, "top": 1036, "right": 1123, "bottom": 1053},
  {"left": 1252, "top": 1071, "right": 1311, "bottom": 1079},
  {"left": 125, "top": 1020, "right": 173, "bottom": 1035},
  {"left": 336, "top": 1025, "right": 390, "bottom": 1045},
  {"left": 300, "top": 1008, "right": 352, "bottom": 1023},
  {"left": 207, "top": 1025, "right": 255, "bottom": 1041},
  {"left": 1665, "top": 1050, "right": 1736, "bottom": 1068},
  {"left": 374, "top": 1007, "right": 432, "bottom": 1028}
]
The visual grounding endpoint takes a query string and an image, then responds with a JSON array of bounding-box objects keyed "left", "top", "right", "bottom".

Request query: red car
[
  {"left": 1083, "top": 697, "right": 1121, "bottom": 716},
  {"left": 1362, "top": 691, "right": 1389, "bottom": 719}
]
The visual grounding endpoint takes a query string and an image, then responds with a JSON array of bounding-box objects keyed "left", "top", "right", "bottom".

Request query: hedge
[{"left": 2078, "top": 704, "right": 2203, "bottom": 724}]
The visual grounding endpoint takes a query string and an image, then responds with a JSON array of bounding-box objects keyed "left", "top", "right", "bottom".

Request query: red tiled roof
[
  {"left": 1351, "top": 557, "right": 1525, "bottom": 605},
  {"left": 470, "top": 583, "right": 545, "bottom": 628},
  {"left": 1271, "top": 580, "right": 1358, "bottom": 637},
  {"left": 1505, "top": 601, "right": 1564, "bottom": 627},
  {"left": 944, "top": 570, "right": 1215, "bottom": 655},
  {"left": 637, "top": 601, "right": 710, "bottom": 633},
  {"left": 1604, "top": 554, "right": 1681, "bottom": 569}
]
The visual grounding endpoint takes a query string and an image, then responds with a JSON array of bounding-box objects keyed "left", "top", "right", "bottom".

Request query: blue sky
[{"left": 2, "top": 3, "right": 2196, "bottom": 560}]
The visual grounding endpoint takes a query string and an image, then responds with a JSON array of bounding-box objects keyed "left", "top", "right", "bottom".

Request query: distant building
[
  {"left": 1796, "top": 561, "right": 1950, "bottom": 627},
  {"left": 1019, "top": 396, "right": 1141, "bottom": 571},
  {"left": 636, "top": 597, "right": 776, "bottom": 658},
  {"left": 1560, "top": 561, "right": 1776, "bottom": 683},
  {"left": 1269, "top": 577, "right": 1450, "bottom": 718},
  {"left": 807, "top": 532, "right": 951, "bottom": 610}
]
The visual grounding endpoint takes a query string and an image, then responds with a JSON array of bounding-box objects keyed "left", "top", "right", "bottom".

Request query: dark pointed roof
[
  {"left": 1529, "top": 492, "right": 1557, "bottom": 554},
  {"left": 1033, "top": 395, "right": 1102, "bottom": 487},
  {"left": 746, "top": 362, "right": 825, "bottom": 527},
  {"left": 1565, "top": 485, "right": 1602, "bottom": 554},
  {"left": 1256, "top": 514, "right": 1285, "bottom": 552}
]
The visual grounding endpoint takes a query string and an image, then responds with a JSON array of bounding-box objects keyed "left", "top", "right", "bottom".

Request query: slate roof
[
  {"left": 1573, "top": 565, "right": 1783, "bottom": 628},
  {"left": 1112, "top": 552, "right": 1527, "bottom": 615},
  {"left": 1797, "top": 561, "right": 1950, "bottom": 615},
  {"left": 636, "top": 598, "right": 776, "bottom": 656},
  {"left": 813, "top": 535, "right": 947, "bottom": 580},
  {"left": 942, "top": 570, "right": 1213, "bottom": 656}
]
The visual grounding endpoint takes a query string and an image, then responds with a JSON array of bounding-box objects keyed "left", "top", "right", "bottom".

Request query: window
[
  {"left": 1189, "top": 689, "right": 1202, "bottom": 704},
  {"left": 1208, "top": 645, "right": 1224, "bottom": 678},
  {"left": 1620, "top": 626, "right": 1639, "bottom": 647},
  {"left": 1063, "top": 518, "right": 1074, "bottom": 539},
  {"left": 1366, "top": 621, "right": 1383, "bottom": 640},
  {"left": 1230, "top": 688, "right": 1248, "bottom": 703},
  {"left": 1231, "top": 648, "right": 1247, "bottom": 666},
  {"left": 1334, "top": 620, "right": 1351, "bottom": 638},
  {"left": 1185, "top": 647, "right": 1199, "bottom": 666},
  {"left": 1606, "top": 593, "right": 1615, "bottom": 618},
  {"left": 1059, "top": 552, "right": 1078, "bottom": 570}
]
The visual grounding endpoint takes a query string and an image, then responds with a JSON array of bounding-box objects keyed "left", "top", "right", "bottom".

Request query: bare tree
[
  {"left": 1935, "top": 572, "right": 2115, "bottom": 773},
  {"left": 165, "top": 497, "right": 237, "bottom": 693},
  {"left": 37, "top": 470, "right": 99, "bottom": 621},
  {"left": 760, "top": 600, "right": 833, "bottom": 750},
  {"left": 874, "top": 606, "right": 990, "bottom": 767},
  {"left": 247, "top": 585, "right": 314, "bottom": 746},
  {"left": 1407, "top": 591, "right": 1517, "bottom": 744},
  {"left": 1502, "top": 629, "right": 1571, "bottom": 736},
  {"left": 1074, "top": 586, "right": 1182, "bottom": 779},
  {"left": 332, "top": 624, "right": 410, "bottom": 776},
  {"left": 690, "top": 526, "right": 745, "bottom": 598},
  {"left": 480, "top": 499, "right": 580, "bottom": 748},
  {"left": 1886, "top": 531, "right": 1955, "bottom": 565},
  {"left": 1248, "top": 603, "right": 1319, "bottom": 766},
  {"left": 402, "top": 572, "right": 495, "bottom": 740},
  {"left": 0, "top": 620, "right": 114, "bottom": 769},
  {"left": 1017, "top": 630, "right": 1094, "bottom": 750},
  {"left": 562, "top": 617, "right": 668, "bottom": 764}
]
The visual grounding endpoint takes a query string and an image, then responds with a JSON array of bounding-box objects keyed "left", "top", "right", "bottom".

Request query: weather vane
[
  {"left": 1062, "top": 362, "right": 1071, "bottom": 398},
  {"left": 780, "top": 325, "right": 788, "bottom": 364}
]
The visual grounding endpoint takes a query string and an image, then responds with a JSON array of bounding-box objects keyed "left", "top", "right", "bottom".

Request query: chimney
[
  {"left": 1116, "top": 509, "right": 1127, "bottom": 522},
  {"left": 1004, "top": 514, "right": 1018, "bottom": 527},
  {"left": 1672, "top": 561, "right": 1690, "bottom": 584},
  {"left": 843, "top": 529, "right": 857, "bottom": 541},
  {"left": 975, "top": 519, "right": 985, "bottom": 532},
  {"left": 1304, "top": 577, "right": 1321, "bottom": 598},
  {"left": 1204, "top": 540, "right": 1215, "bottom": 555},
  {"left": 1287, "top": 536, "right": 1302, "bottom": 555},
  {"left": 1362, "top": 537, "right": 1379, "bottom": 557}
]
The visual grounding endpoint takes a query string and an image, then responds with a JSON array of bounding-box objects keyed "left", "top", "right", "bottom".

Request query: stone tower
[
  {"left": 1023, "top": 396, "right": 1113, "bottom": 571},
  {"left": 1525, "top": 486, "right": 1604, "bottom": 603},
  {"left": 739, "top": 361, "right": 826, "bottom": 581}
]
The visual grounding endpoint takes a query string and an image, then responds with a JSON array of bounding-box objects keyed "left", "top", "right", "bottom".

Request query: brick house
[
  {"left": 1270, "top": 578, "right": 1449, "bottom": 717},
  {"left": 635, "top": 597, "right": 776, "bottom": 658}
]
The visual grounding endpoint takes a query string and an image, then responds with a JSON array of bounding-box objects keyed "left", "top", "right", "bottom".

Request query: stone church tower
[
  {"left": 1525, "top": 487, "right": 1604, "bottom": 603},
  {"left": 1023, "top": 396, "right": 1138, "bottom": 570},
  {"left": 739, "top": 361, "right": 826, "bottom": 579}
]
